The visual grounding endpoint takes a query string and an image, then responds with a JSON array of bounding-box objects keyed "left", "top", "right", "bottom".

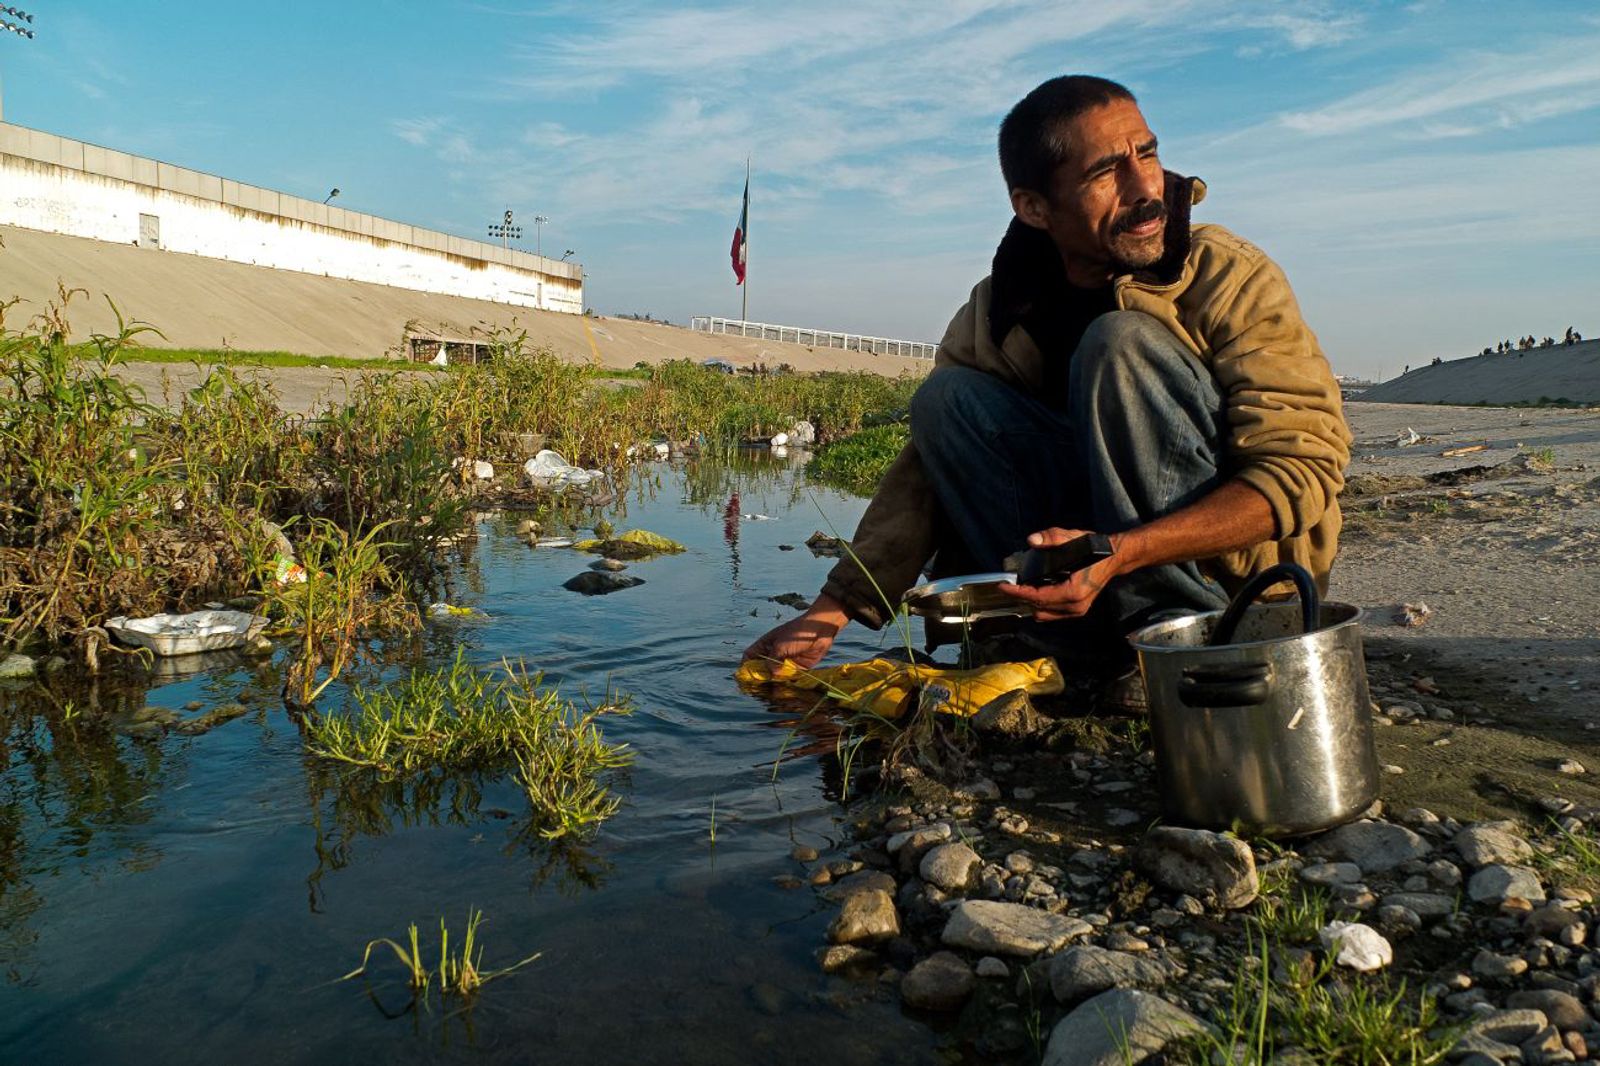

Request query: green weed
[
  {"left": 303, "top": 650, "right": 632, "bottom": 838},
  {"left": 339, "top": 908, "right": 540, "bottom": 1003},
  {"left": 805, "top": 423, "right": 911, "bottom": 496}
]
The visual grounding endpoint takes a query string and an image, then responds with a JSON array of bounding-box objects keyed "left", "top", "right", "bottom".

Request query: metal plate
[{"left": 901, "top": 572, "right": 1034, "bottom": 624}]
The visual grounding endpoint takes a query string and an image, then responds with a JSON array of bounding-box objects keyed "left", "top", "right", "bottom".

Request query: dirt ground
[{"left": 1335, "top": 401, "right": 1600, "bottom": 819}]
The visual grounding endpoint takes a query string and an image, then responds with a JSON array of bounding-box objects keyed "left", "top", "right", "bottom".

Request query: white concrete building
[{"left": 0, "top": 121, "right": 582, "bottom": 314}]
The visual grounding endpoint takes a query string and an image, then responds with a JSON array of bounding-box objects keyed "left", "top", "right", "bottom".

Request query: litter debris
[
  {"left": 532, "top": 537, "right": 575, "bottom": 549},
  {"left": 453, "top": 458, "right": 495, "bottom": 480},
  {"left": 788, "top": 420, "right": 817, "bottom": 446},
  {"left": 1395, "top": 602, "right": 1433, "bottom": 627},
  {"left": 735, "top": 657, "right": 1063, "bottom": 720},
  {"left": 1439, "top": 444, "right": 1488, "bottom": 458},
  {"left": 1319, "top": 921, "right": 1392, "bottom": 972},
  {"left": 523, "top": 449, "right": 607, "bottom": 489},
  {"left": 105, "top": 610, "right": 268, "bottom": 657},
  {"left": 805, "top": 531, "right": 846, "bottom": 557},
  {"left": 427, "top": 602, "right": 478, "bottom": 618},
  {"left": 1395, "top": 427, "right": 1422, "bottom": 447},
  {"left": 742, "top": 513, "right": 774, "bottom": 521}
]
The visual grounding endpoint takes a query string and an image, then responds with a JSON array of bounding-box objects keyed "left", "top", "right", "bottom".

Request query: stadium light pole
[
  {"left": 532, "top": 214, "right": 549, "bottom": 258},
  {"left": 488, "top": 208, "right": 521, "bottom": 250},
  {"left": 0, "top": 5, "right": 34, "bottom": 38}
]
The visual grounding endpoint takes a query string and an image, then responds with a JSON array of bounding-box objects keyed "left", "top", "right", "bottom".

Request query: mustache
[{"left": 1112, "top": 200, "right": 1167, "bottom": 234}]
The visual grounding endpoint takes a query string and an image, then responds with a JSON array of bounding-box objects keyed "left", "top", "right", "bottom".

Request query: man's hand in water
[{"left": 742, "top": 593, "right": 850, "bottom": 669}]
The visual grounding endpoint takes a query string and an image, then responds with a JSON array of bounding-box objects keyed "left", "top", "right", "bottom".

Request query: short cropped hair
[{"left": 999, "top": 75, "right": 1136, "bottom": 195}]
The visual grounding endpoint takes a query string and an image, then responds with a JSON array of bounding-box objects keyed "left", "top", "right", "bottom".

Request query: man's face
[{"left": 1012, "top": 98, "right": 1167, "bottom": 284}]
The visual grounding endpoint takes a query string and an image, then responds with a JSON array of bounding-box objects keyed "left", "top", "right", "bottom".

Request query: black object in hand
[{"left": 1004, "top": 534, "right": 1115, "bottom": 587}]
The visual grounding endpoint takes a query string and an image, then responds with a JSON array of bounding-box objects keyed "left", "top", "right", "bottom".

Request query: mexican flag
[{"left": 730, "top": 175, "right": 748, "bottom": 285}]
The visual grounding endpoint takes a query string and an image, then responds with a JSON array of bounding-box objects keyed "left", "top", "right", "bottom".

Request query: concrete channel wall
[
  {"left": 1356, "top": 340, "right": 1600, "bottom": 405},
  {"left": 0, "top": 121, "right": 582, "bottom": 314}
]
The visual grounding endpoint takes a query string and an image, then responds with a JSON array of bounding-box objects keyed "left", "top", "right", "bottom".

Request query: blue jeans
[{"left": 910, "top": 310, "right": 1231, "bottom": 643}]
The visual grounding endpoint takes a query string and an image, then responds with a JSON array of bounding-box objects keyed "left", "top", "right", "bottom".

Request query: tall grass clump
[
  {"left": 0, "top": 292, "right": 262, "bottom": 653},
  {"left": 303, "top": 650, "right": 633, "bottom": 837},
  {"left": 805, "top": 422, "right": 910, "bottom": 496}
]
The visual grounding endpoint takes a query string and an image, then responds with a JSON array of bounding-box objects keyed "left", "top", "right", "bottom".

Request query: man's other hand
[
  {"left": 742, "top": 593, "right": 851, "bottom": 669},
  {"left": 998, "top": 527, "right": 1124, "bottom": 622}
]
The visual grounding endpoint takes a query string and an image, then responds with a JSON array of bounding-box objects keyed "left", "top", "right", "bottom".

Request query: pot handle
[
  {"left": 1207, "top": 563, "right": 1320, "bottom": 647},
  {"left": 1178, "top": 662, "right": 1274, "bottom": 707}
]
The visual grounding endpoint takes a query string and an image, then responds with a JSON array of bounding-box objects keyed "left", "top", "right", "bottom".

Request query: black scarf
[{"left": 987, "top": 170, "right": 1197, "bottom": 351}]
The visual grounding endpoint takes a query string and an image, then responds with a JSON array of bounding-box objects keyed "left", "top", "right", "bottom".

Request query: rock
[
  {"left": 470, "top": 459, "right": 494, "bottom": 480},
  {"left": 791, "top": 844, "right": 819, "bottom": 862},
  {"left": 769, "top": 592, "right": 811, "bottom": 610},
  {"left": 1468, "top": 864, "right": 1547, "bottom": 905},
  {"left": 562, "top": 572, "right": 644, "bottom": 595},
  {"left": 1525, "top": 904, "right": 1584, "bottom": 940},
  {"left": 1306, "top": 820, "right": 1431, "bottom": 873},
  {"left": 1319, "top": 921, "right": 1393, "bottom": 972},
  {"left": 1456, "top": 823, "right": 1536, "bottom": 867},
  {"left": 958, "top": 777, "right": 1002, "bottom": 801},
  {"left": 820, "top": 870, "right": 897, "bottom": 903},
  {"left": 173, "top": 702, "right": 250, "bottom": 736},
  {"left": 0, "top": 653, "right": 35, "bottom": 680},
  {"left": 1042, "top": 989, "right": 1204, "bottom": 1066},
  {"left": 817, "top": 944, "right": 876, "bottom": 973},
  {"left": 1459, "top": 1009, "right": 1550, "bottom": 1047},
  {"left": 972, "top": 690, "right": 1047, "bottom": 738},
  {"left": 589, "top": 558, "right": 628, "bottom": 572},
  {"left": 1048, "top": 945, "right": 1174, "bottom": 1003},
  {"left": 1376, "top": 904, "right": 1423, "bottom": 933},
  {"left": 1135, "top": 826, "right": 1258, "bottom": 910},
  {"left": 1507, "top": 990, "right": 1589, "bottom": 1031},
  {"left": 941, "top": 900, "right": 1093, "bottom": 957},
  {"left": 805, "top": 531, "right": 845, "bottom": 557},
  {"left": 901, "top": 951, "right": 975, "bottom": 1012},
  {"left": 827, "top": 889, "right": 900, "bottom": 945},
  {"left": 1521, "top": 1024, "right": 1568, "bottom": 1062},
  {"left": 1473, "top": 949, "right": 1530, "bottom": 979},
  {"left": 921, "top": 843, "right": 983, "bottom": 894},
  {"left": 886, "top": 822, "right": 951, "bottom": 854},
  {"left": 1300, "top": 861, "right": 1363, "bottom": 886},
  {"left": 1557, "top": 759, "right": 1586, "bottom": 775},
  {"left": 1379, "top": 891, "right": 1456, "bottom": 919},
  {"left": 976, "top": 956, "right": 1010, "bottom": 979}
]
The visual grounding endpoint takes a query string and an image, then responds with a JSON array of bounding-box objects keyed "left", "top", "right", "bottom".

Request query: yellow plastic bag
[{"left": 735, "top": 657, "right": 1063, "bottom": 719}]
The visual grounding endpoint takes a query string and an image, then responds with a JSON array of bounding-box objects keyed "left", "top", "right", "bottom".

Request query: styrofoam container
[{"left": 105, "top": 610, "right": 268, "bottom": 657}]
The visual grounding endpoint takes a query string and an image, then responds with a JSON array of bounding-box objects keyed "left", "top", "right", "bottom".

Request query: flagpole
[{"left": 741, "top": 155, "right": 749, "bottom": 325}]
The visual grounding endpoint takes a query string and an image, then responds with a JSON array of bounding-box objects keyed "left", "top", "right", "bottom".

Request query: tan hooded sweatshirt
[{"left": 821, "top": 175, "right": 1352, "bottom": 628}]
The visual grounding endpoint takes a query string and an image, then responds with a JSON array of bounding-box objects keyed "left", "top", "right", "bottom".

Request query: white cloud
[
  {"left": 391, "top": 117, "right": 444, "bottom": 147},
  {"left": 1278, "top": 33, "right": 1600, "bottom": 136}
]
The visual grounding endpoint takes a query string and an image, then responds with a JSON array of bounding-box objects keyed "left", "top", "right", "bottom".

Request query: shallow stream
[{"left": 0, "top": 454, "right": 946, "bottom": 1064}]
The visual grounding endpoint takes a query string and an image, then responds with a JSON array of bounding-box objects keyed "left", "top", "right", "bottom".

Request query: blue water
[{"left": 0, "top": 455, "right": 943, "bottom": 1065}]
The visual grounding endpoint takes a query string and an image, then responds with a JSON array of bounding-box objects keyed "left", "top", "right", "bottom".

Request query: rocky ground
[{"left": 775, "top": 402, "right": 1600, "bottom": 1064}]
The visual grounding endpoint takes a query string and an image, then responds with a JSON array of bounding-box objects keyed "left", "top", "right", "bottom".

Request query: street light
[
  {"left": 323, "top": 188, "right": 340, "bottom": 205},
  {"left": 532, "top": 215, "right": 549, "bottom": 258},
  {"left": 560, "top": 249, "right": 574, "bottom": 261},
  {"left": 488, "top": 208, "right": 521, "bottom": 249},
  {"left": 0, "top": 5, "right": 34, "bottom": 39}
]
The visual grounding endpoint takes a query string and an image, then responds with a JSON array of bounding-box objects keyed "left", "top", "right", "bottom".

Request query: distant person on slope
[{"left": 743, "top": 75, "right": 1350, "bottom": 693}]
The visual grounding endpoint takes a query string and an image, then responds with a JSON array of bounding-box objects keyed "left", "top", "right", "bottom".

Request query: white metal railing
[{"left": 689, "top": 316, "right": 937, "bottom": 359}]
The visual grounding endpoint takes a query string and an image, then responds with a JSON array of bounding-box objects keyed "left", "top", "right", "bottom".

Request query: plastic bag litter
[
  {"left": 523, "top": 449, "right": 607, "bottom": 489},
  {"left": 427, "top": 602, "right": 478, "bottom": 618},
  {"left": 1395, "top": 427, "right": 1422, "bottom": 447},
  {"left": 735, "top": 656, "right": 1063, "bottom": 719},
  {"left": 788, "top": 420, "right": 816, "bottom": 446}
]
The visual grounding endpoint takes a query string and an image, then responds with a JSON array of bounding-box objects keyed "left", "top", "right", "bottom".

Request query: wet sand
[{"left": 1337, "top": 401, "right": 1600, "bottom": 819}]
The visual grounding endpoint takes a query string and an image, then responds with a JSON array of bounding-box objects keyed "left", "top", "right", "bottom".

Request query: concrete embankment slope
[
  {"left": 0, "top": 224, "right": 930, "bottom": 377},
  {"left": 1357, "top": 340, "right": 1600, "bottom": 405}
]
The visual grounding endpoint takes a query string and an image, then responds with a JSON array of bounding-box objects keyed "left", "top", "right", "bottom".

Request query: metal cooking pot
[{"left": 1128, "top": 564, "right": 1378, "bottom": 838}]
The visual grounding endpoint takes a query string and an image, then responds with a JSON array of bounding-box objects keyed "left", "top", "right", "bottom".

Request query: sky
[{"left": 0, "top": 1, "right": 1595, "bottom": 380}]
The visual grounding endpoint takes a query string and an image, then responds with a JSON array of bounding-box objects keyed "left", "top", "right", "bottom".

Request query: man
[{"left": 744, "top": 75, "right": 1350, "bottom": 680}]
